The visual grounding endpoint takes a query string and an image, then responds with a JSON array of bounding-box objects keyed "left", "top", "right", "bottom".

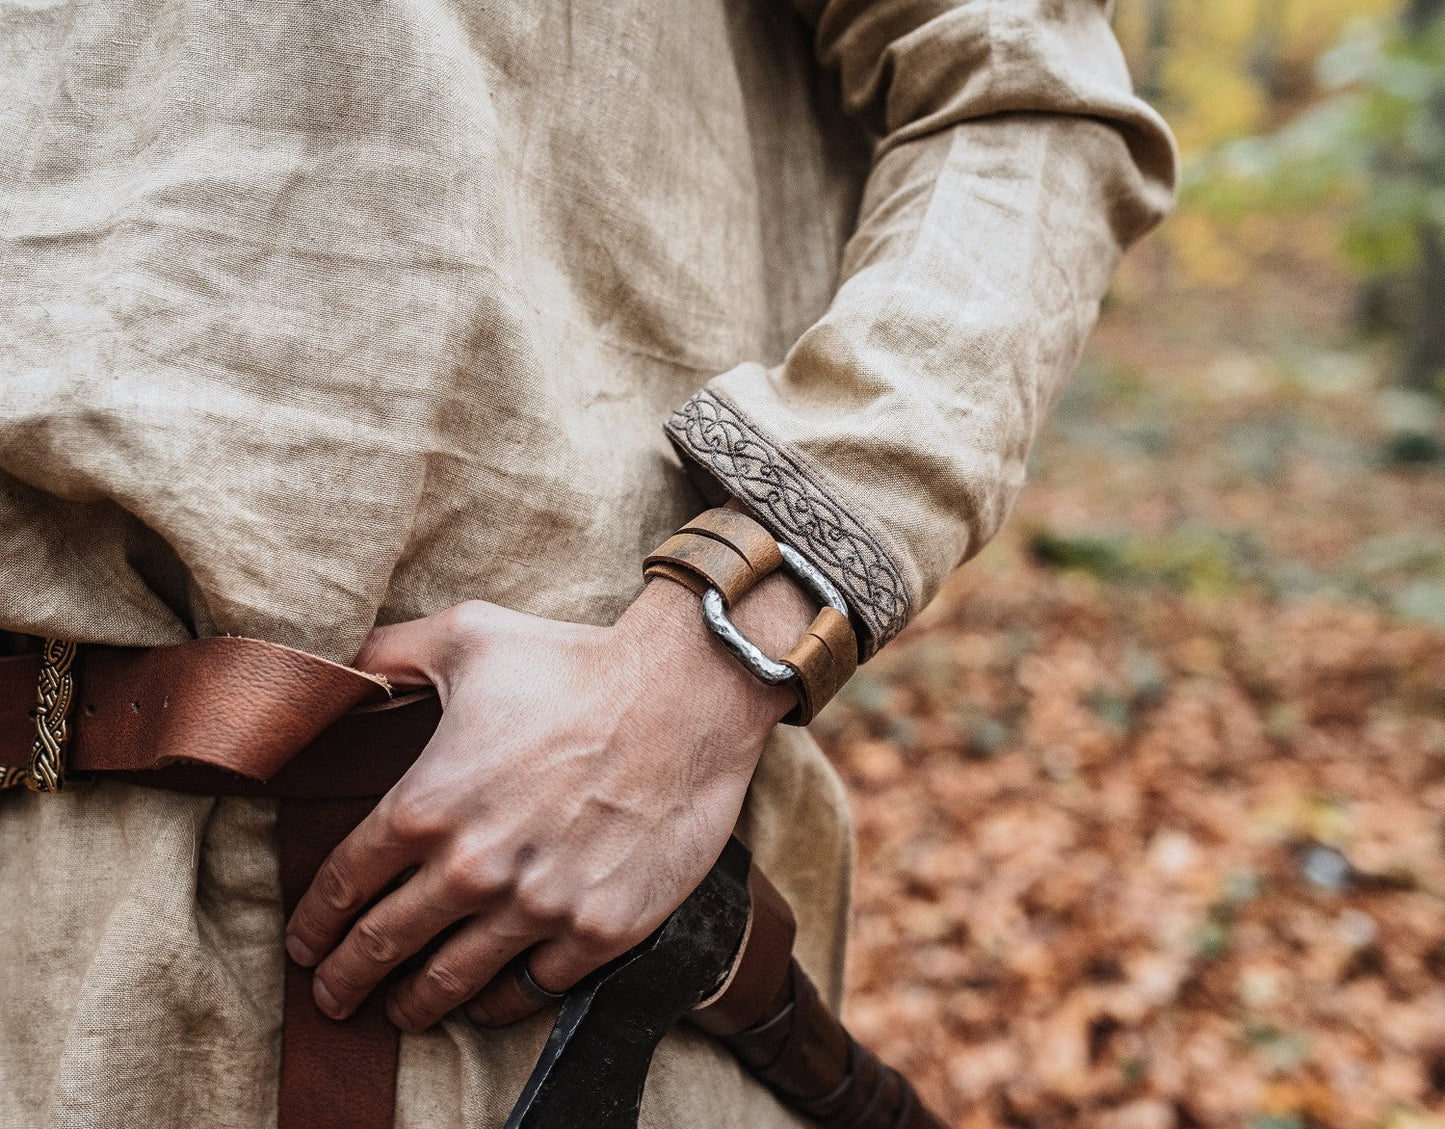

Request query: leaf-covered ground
[{"left": 818, "top": 244, "right": 1445, "bottom": 1129}]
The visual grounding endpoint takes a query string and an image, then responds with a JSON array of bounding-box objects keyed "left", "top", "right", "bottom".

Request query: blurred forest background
[{"left": 815, "top": 1, "right": 1445, "bottom": 1126}]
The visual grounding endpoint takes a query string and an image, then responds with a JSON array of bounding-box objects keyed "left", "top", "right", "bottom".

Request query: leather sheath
[
  {"left": 692, "top": 864, "right": 947, "bottom": 1129},
  {"left": 691, "top": 864, "right": 798, "bottom": 1038}
]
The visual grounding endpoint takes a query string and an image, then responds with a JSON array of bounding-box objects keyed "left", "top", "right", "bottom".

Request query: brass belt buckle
[{"left": 27, "top": 637, "right": 78, "bottom": 792}]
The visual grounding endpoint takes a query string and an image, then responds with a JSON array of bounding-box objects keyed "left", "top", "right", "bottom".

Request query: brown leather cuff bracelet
[
  {"left": 644, "top": 509, "right": 784, "bottom": 606},
  {"left": 644, "top": 508, "right": 858, "bottom": 725}
]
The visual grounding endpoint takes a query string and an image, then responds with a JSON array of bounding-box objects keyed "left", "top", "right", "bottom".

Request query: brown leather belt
[
  {"left": 3, "top": 636, "right": 954, "bottom": 1129},
  {"left": 1, "top": 637, "right": 440, "bottom": 1129}
]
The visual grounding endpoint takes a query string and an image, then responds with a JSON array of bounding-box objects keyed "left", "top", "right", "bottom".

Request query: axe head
[{"left": 503, "top": 837, "right": 755, "bottom": 1129}]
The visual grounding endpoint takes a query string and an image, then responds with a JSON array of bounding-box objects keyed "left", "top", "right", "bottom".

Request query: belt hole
[
  {"left": 83, "top": 704, "right": 96, "bottom": 717},
  {"left": 131, "top": 700, "right": 141, "bottom": 712}
]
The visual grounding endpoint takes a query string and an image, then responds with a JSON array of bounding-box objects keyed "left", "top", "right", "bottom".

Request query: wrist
[
  {"left": 619, "top": 573, "right": 816, "bottom": 733},
  {"left": 635, "top": 503, "right": 860, "bottom": 727}
]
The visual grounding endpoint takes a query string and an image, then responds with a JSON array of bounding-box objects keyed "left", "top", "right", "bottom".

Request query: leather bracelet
[
  {"left": 644, "top": 509, "right": 784, "bottom": 605},
  {"left": 644, "top": 508, "right": 858, "bottom": 725}
]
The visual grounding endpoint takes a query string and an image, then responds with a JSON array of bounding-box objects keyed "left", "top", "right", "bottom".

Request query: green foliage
[
  {"left": 1027, "top": 527, "right": 1257, "bottom": 597},
  {"left": 1391, "top": 578, "right": 1445, "bottom": 625},
  {"left": 1028, "top": 523, "right": 1445, "bottom": 629},
  {"left": 1250, "top": 1112, "right": 1307, "bottom": 1129},
  {"left": 1193, "top": 13, "right": 1445, "bottom": 277}
]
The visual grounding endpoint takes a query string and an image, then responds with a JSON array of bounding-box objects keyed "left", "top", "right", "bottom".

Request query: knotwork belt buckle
[{"left": 28, "top": 637, "right": 78, "bottom": 792}]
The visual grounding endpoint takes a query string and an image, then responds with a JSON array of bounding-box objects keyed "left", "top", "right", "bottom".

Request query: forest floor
[{"left": 816, "top": 233, "right": 1445, "bottom": 1129}]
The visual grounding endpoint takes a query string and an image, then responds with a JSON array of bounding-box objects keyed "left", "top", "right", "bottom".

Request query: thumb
[{"left": 351, "top": 607, "right": 459, "bottom": 688}]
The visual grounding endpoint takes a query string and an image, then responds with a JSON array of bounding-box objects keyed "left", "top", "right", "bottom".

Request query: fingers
[
  {"left": 386, "top": 915, "right": 538, "bottom": 1033},
  {"left": 466, "top": 924, "right": 635, "bottom": 1029},
  {"left": 530, "top": 930, "right": 636, "bottom": 1002},
  {"left": 309, "top": 869, "right": 469, "bottom": 1020},
  {"left": 380, "top": 867, "right": 652, "bottom": 1032},
  {"left": 352, "top": 616, "right": 450, "bottom": 689},
  {"left": 285, "top": 806, "right": 418, "bottom": 970},
  {"left": 464, "top": 954, "right": 566, "bottom": 1029},
  {"left": 353, "top": 601, "right": 502, "bottom": 690}
]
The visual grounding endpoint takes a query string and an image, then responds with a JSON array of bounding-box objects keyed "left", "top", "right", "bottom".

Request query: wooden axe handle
[{"left": 691, "top": 865, "right": 948, "bottom": 1129}]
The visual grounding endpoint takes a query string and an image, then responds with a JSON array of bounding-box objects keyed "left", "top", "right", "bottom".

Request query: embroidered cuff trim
[{"left": 665, "top": 389, "right": 910, "bottom": 655}]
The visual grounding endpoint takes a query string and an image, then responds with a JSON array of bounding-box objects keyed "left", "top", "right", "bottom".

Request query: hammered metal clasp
[
  {"left": 27, "top": 637, "right": 78, "bottom": 793},
  {"left": 700, "top": 543, "right": 848, "bottom": 685}
]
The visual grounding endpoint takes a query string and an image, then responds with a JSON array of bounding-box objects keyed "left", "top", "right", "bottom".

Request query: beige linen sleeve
[{"left": 665, "top": 0, "right": 1177, "bottom": 658}]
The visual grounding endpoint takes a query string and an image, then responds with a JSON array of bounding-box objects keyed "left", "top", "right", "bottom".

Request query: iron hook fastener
[{"left": 700, "top": 543, "right": 847, "bottom": 686}]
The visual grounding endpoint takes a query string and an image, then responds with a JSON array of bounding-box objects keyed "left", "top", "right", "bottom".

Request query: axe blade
[{"left": 503, "top": 838, "right": 754, "bottom": 1129}]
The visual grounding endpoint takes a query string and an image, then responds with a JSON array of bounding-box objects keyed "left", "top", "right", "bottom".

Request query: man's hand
[{"left": 283, "top": 572, "right": 816, "bottom": 1033}]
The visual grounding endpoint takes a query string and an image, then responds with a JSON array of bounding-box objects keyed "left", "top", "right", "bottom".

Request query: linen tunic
[{"left": 0, "top": 0, "right": 1175, "bottom": 1125}]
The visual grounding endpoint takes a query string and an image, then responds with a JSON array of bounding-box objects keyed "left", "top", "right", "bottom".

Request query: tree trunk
[
  {"left": 1140, "top": 0, "right": 1172, "bottom": 103},
  {"left": 1399, "top": 0, "right": 1445, "bottom": 396},
  {"left": 1248, "top": 0, "right": 1289, "bottom": 104},
  {"left": 1405, "top": 0, "right": 1445, "bottom": 34}
]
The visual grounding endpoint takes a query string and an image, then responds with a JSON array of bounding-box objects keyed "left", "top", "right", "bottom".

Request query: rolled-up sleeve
[{"left": 665, "top": 0, "right": 1177, "bottom": 657}]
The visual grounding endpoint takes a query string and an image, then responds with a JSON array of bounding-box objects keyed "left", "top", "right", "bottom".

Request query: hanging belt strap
[{"left": 1, "top": 637, "right": 437, "bottom": 1129}]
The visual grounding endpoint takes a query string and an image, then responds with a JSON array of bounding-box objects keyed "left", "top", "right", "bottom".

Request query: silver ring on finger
[{"left": 515, "top": 958, "right": 567, "bottom": 1005}]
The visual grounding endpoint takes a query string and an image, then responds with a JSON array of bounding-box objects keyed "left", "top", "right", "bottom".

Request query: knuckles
[
  {"left": 353, "top": 916, "right": 401, "bottom": 966},
  {"left": 316, "top": 861, "right": 360, "bottom": 914},
  {"left": 387, "top": 989, "right": 427, "bottom": 1031},
  {"left": 426, "top": 841, "right": 640, "bottom": 954},
  {"left": 439, "top": 841, "right": 510, "bottom": 903},
  {"left": 287, "top": 905, "right": 325, "bottom": 950},
  {"left": 384, "top": 792, "right": 448, "bottom": 846},
  {"left": 511, "top": 870, "right": 569, "bottom": 926},
  {"left": 321, "top": 960, "right": 367, "bottom": 996},
  {"left": 421, "top": 958, "right": 470, "bottom": 1000},
  {"left": 566, "top": 898, "right": 636, "bottom": 952},
  {"left": 440, "top": 600, "right": 498, "bottom": 651}
]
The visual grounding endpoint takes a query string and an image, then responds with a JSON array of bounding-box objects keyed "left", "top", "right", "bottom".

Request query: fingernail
[
  {"left": 286, "top": 935, "right": 316, "bottom": 967},
  {"left": 313, "top": 979, "right": 342, "bottom": 1019}
]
